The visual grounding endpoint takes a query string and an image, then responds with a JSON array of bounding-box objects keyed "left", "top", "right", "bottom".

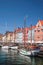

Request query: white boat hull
[
  {"left": 2, "top": 46, "right": 8, "bottom": 50},
  {"left": 10, "top": 46, "right": 18, "bottom": 50},
  {"left": 19, "top": 49, "right": 40, "bottom": 56},
  {"left": 2, "top": 46, "right": 9, "bottom": 53},
  {"left": 2, "top": 46, "right": 18, "bottom": 50}
]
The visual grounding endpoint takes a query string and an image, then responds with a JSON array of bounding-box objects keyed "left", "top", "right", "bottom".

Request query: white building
[{"left": 15, "top": 32, "right": 23, "bottom": 43}]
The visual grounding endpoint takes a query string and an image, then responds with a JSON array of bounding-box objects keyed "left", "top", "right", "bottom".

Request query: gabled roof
[
  {"left": 15, "top": 28, "right": 22, "bottom": 33},
  {"left": 15, "top": 26, "right": 36, "bottom": 33},
  {"left": 5, "top": 31, "right": 13, "bottom": 35},
  {"left": 39, "top": 20, "right": 43, "bottom": 25}
]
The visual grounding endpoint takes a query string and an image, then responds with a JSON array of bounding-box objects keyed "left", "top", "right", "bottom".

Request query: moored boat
[
  {"left": 19, "top": 18, "right": 40, "bottom": 57},
  {"left": 2, "top": 45, "right": 18, "bottom": 50},
  {"left": 2, "top": 46, "right": 9, "bottom": 50},
  {"left": 38, "top": 44, "right": 43, "bottom": 57},
  {"left": 19, "top": 44, "right": 40, "bottom": 56},
  {"left": 10, "top": 46, "right": 18, "bottom": 50}
]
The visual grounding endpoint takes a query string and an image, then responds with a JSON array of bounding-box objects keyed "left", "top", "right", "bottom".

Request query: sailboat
[
  {"left": 19, "top": 18, "right": 40, "bottom": 56},
  {"left": 2, "top": 22, "right": 9, "bottom": 50},
  {"left": 9, "top": 27, "right": 18, "bottom": 50}
]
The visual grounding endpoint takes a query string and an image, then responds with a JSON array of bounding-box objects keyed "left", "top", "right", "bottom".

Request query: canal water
[{"left": 0, "top": 48, "right": 43, "bottom": 65}]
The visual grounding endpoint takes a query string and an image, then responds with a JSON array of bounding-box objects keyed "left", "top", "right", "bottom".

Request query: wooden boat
[
  {"left": 19, "top": 44, "right": 40, "bottom": 56},
  {"left": 19, "top": 19, "right": 40, "bottom": 56}
]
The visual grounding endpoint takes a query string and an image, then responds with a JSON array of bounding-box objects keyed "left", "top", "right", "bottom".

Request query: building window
[
  {"left": 41, "top": 29, "right": 43, "bottom": 32},
  {"left": 27, "top": 31, "right": 28, "bottom": 33},
  {"left": 38, "top": 25, "right": 40, "bottom": 27},
  {"left": 35, "top": 30, "right": 36, "bottom": 32},
  {"left": 37, "top": 36, "right": 40, "bottom": 38},
  {"left": 37, "top": 30, "right": 40, "bottom": 32}
]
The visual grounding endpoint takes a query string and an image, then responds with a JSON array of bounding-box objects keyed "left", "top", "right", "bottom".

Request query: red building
[
  {"left": 2, "top": 20, "right": 43, "bottom": 44},
  {"left": 34, "top": 20, "right": 43, "bottom": 43}
]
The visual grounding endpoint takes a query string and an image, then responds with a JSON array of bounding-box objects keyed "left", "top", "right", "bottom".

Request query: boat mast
[
  {"left": 24, "top": 17, "right": 26, "bottom": 47},
  {"left": 6, "top": 22, "right": 8, "bottom": 44},
  {"left": 31, "top": 24, "right": 32, "bottom": 45},
  {"left": 14, "top": 23, "right": 16, "bottom": 44},
  {"left": 14, "top": 31, "right": 15, "bottom": 44}
]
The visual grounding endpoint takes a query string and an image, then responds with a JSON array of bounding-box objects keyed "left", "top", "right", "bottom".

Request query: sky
[{"left": 0, "top": 0, "right": 43, "bottom": 34}]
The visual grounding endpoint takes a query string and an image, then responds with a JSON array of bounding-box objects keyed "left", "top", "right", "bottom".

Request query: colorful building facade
[
  {"left": 34, "top": 20, "right": 43, "bottom": 43},
  {"left": 2, "top": 20, "right": 43, "bottom": 44}
]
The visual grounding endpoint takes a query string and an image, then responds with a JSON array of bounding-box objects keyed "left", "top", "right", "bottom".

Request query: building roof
[
  {"left": 15, "top": 26, "right": 36, "bottom": 33},
  {"left": 29, "top": 26, "right": 36, "bottom": 30},
  {"left": 5, "top": 31, "right": 13, "bottom": 35},
  {"left": 39, "top": 20, "right": 43, "bottom": 25},
  {"left": 0, "top": 33, "right": 3, "bottom": 37},
  {"left": 15, "top": 28, "right": 22, "bottom": 33},
  {"left": 32, "top": 26, "right": 36, "bottom": 29}
]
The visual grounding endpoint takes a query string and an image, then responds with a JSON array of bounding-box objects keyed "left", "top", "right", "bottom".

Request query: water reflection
[{"left": 0, "top": 48, "right": 43, "bottom": 65}]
